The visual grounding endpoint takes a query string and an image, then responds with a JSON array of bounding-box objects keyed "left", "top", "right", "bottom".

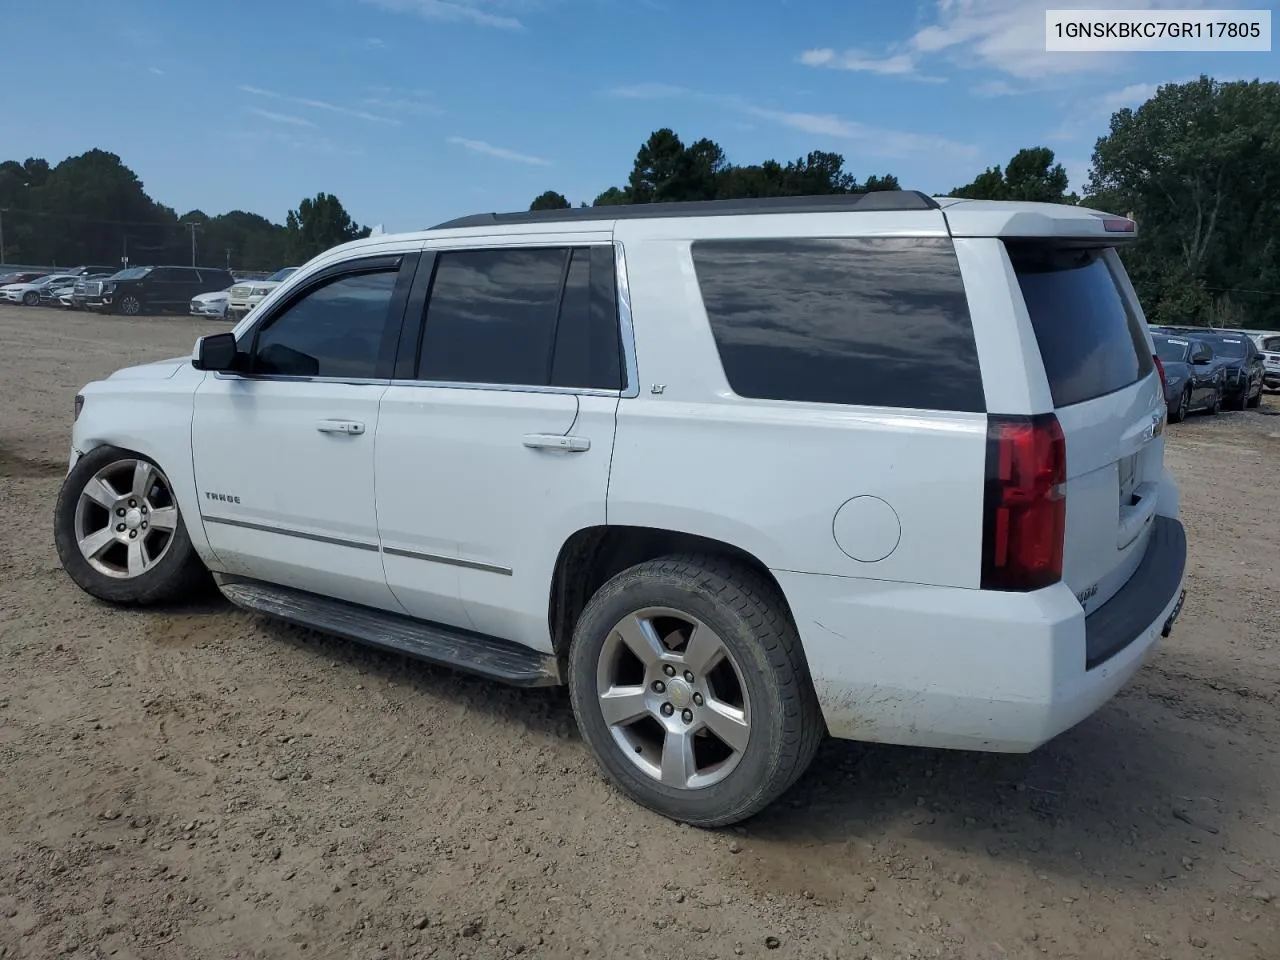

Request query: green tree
[
  {"left": 530, "top": 191, "right": 570, "bottom": 211},
  {"left": 592, "top": 186, "right": 631, "bottom": 206},
  {"left": 951, "top": 147, "right": 1069, "bottom": 202},
  {"left": 285, "top": 192, "right": 369, "bottom": 263},
  {"left": 1088, "top": 76, "right": 1280, "bottom": 328}
]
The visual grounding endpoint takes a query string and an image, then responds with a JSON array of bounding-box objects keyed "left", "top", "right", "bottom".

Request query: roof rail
[{"left": 430, "top": 190, "right": 941, "bottom": 230}]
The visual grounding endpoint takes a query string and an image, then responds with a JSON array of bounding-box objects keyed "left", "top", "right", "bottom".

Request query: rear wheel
[
  {"left": 53, "top": 445, "right": 210, "bottom": 605},
  {"left": 568, "top": 554, "right": 824, "bottom": 828}
]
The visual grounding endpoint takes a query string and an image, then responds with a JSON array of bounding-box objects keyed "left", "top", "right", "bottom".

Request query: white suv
[{"left": 53, "top": 192, "right": 1187, "bottom": 827}]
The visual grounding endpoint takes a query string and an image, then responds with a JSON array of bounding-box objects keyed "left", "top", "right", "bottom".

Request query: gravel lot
[{"left": 1, "top": 305, "right": 1277, "bottom": 960}]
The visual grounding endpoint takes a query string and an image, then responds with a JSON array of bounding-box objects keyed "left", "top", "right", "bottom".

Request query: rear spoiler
[{"left": 941, "top": 201, "right": 1139, "bottom": 243}]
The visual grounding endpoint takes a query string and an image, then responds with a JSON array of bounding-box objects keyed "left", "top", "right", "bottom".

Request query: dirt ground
[{"left": 0, "top": 304, "right": 1277, "bottom": 960}]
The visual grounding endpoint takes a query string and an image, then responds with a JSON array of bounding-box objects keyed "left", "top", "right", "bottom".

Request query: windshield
[
  {"left": 1211, "top": 337, "right": 1246, "bottom": 358},
  {"left": 266, "top": 267, "right": 297, "bottom": 283},
  {"left": 110, "top": 267, "right": 151, "bottom": 280},
  {"left": 1262, "top": 336, "right": 1280, "bottom": 352},
  {"left": 1153, "top": 337, "right": 1190, "bottom": 363}
]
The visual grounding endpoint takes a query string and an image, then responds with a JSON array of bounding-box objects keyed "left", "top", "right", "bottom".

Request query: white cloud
[
  {"left": 361, "top": 0, "right": 523, "bottom": 30},
  {"left": 447, "top": 136, "right": 550, "bottom": 165},
  {"left": 803, "top": 0, "right": 1237, "bottom": 81},
  {"left": 148, "top": 66, "right": 165, "bottom": 76},
  {"left": 364, "top": 96, "right": 444, "bottom": 116},
  {"left": 239, "top": 84, "right": 399, "bottom": 125},
  {"left": 1061, "top": 157, "right": 1091, "bottom": 195},
  {"left": 248, "top": 107, "right": 318, "bottom": 128},
  {"left": 364, "top": 37, "right": 386, "bottom": 48},
  {"left": 604, "top": 84, "right": 978, "bottom": 161},
  {"left": 798, "top": 47, "right": 946, "bottom": 83}
]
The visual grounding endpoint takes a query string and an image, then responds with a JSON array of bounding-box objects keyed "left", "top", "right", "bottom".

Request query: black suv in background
[{"left": 77, "top": 266, "right": 236, "bottom": 316}]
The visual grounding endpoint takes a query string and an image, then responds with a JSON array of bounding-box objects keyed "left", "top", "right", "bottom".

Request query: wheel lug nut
[
  {"left": 141, "top": 522, "right": 148, "bottom": 530},
  {"left": 116, "top": 508, "right": 125, "bottom": 517},
  {"left": 128, "top": 530, "right": 137, "bottom": 539},
  {"left": 652, "top": 680, "right": 666, "bottom": 694},
  {"left": 681, "top": 709, "right": 694, "bottom": 724},
  {"left": 660, "top": 703, "right": 674, "bottom": 717},
  {"left": 128, "top": 499, "right": 137, "bottom": 508},
  {"left": 663, "top": 664, "right": 676, "bottom": 677},
  {"left": 683, "top": 670, "right": 695, "bottom": 683},
  {"left": 116, "top": 524, "right": 125, "bottom": 532},
  {"left": 140, "top": 506, "right": 148, "bottom": 514},
  {"left": 693, "top": 693, "right": 704, "bottom": 706}
]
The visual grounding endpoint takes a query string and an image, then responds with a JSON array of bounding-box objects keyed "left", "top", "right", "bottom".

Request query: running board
[{"left": 217, "top": 578, "right": 562, "bottom": 687}]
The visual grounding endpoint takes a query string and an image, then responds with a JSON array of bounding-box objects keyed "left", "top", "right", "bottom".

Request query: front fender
[{"left": 70, "top": 367, "right": 220, "bottom": 569}]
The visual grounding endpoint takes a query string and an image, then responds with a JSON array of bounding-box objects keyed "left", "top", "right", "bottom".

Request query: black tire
[
  {"left": 1207, "top": 388, "right": 1222, "bottom": 415},
  {"left": 53, "top": 445, "right": 210, "bottom": 605},
  {"left": 1246, "top": 382, "right": 1262, "bottom": 409},
  {"left": 22, "top": 290, "right": 39, "bottom": 306},
  {"left": 568, "top": 553, "right": 824, "bottom": 828},
  {"left": 1169, "top": 388, "right": 1190, "bottom": 423},
  {"left": 117, "top": 293, "right": 143, "bottom": 316}
]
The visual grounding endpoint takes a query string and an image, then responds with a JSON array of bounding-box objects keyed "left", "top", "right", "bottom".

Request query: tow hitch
[{"left": 1161, "top": 589, "right": 1186, "bottom": 638}]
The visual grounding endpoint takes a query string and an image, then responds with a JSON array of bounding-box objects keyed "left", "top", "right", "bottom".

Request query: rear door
[{"left": 1006, "top": 242, "right": 1166, "bottom": 615}]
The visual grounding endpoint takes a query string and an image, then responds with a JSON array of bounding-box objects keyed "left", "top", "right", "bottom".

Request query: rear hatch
[{"left": 1007, "top": 241, "right": 1166, "bottom": 615}]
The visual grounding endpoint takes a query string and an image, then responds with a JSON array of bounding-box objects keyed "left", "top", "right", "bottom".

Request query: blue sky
[{"left": 2, "top": 0, "right": 1274, "bottom": 231}]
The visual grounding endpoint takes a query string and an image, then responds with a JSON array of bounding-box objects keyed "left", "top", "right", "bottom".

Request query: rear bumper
[{"left": 778, "top": 516, "right": 1187, "bottom": 753}]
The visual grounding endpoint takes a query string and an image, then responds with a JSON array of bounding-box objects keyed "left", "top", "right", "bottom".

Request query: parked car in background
[
  {"left": 0, "top": 271, "right": 47, "bottom": 287},
  {"left": 227, "top": 267, "right": 299, "bottom": 319},
  {"left": 1, "top": 273, "right": 80, "bottom": 306},
  {"left": 62, "top": 274, "right": 112, "bottom": 310},
  {"left": 190, "top": 287, "right": 231, "bottom": 318},
  {"left": 1161, "top": 328, "right": 1265, "bottom": 409},
  {"left": 78, "top": 266, "right": 237, "bottom": 316},
  {"left": 1253, "top": 332, "right": 1280, "bottom": 392},
  {"left": 64, "top": 264, "right": 120, "bottom": 278},
  {"left": 1152, "top": 333, "right": 1224, "bottom": 421}
]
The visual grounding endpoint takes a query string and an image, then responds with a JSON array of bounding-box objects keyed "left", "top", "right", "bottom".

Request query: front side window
[
  {"left": 691, "top": 237, "right": 985, "bottom": 411},
  {"left": 250, "top": 268, "right": 399, "bottom": 378},
  {"left": 416, "top": 246, "right": 622, "bottom": 390}
]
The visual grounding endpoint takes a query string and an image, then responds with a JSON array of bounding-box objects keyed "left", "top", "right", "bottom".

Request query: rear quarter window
[
  {"left": 690, "top": 237, "right": 985, "bottom": 412},
  {"left": 1006, "top": 243, "right": 1153, "bottom": 408}
]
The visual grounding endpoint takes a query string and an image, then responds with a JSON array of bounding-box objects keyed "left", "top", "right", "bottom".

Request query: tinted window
[
  {"left": 1211, "top": 337, "right": 1246, "bottom": 358},
  {"left": 1007, "top": 244, "right": 1154, "bottom": 408},
  {"left": 1153, "top": 337, "right": 1189, "bottom": 363},
  {"left": 1262, "top": 336, "right": 1280, "bottom": 352},
  {"left": 548, "top": 248, "right": 622, "bottom": 390},
  {"left": 251, "top": 269, "right": 398, "bottom": 378},
  {"left": 691, "top": 237, "right": 984, "bottom": 411},
  {"left": 148, "top": 268, "right": 176, "bottom": 282}
]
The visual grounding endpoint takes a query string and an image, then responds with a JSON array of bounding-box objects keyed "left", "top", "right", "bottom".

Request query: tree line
[
  {"left": 3, "top": 75, "right": 1276, "bottom": 328},
  {"left": 531, "top": 76, "right": 1280, "bottom": 330},
  {"left": 0, "top": 150, "right": 370, "bottom": 271}
]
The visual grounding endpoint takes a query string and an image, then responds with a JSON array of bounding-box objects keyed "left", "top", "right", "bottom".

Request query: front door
[
  {"left": 375, "top": 241, "right": 623, "bottom": 650},
  {"left": 191, "top": 252, "right": 417, "bottom": 611}
]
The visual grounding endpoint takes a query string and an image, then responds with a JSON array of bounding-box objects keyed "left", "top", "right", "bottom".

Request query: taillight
[
  {"left": 1152, "top": 354, "right": 1167, "bottom": 392},
  {"left": 74, "top": 394, "right": 84, "bottom": 421},
  {"left": 981, "top": 414, "right": 1066, "bottom": 592}
]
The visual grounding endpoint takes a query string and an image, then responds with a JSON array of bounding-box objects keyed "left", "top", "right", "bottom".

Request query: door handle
[
  {"left": 316, "top": 419, "right": 365, "bottom": 436},
  {"left": 523, "top": 433, "right": 590, "bottom": 452}
]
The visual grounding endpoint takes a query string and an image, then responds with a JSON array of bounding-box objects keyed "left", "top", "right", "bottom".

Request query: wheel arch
[{"left": 547, "top": 524, "right": 798, "bottom": 661}]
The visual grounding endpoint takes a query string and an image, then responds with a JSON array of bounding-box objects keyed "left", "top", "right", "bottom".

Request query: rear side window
[
  {"left": 417, "top": 246, "right": 622, "bottom": 390},
  {"left": 690, "top": 237, "right": 985, "bottom": 411},
  {"left": 1007, "top": 244, "right": 1154, "bottom": 408}
]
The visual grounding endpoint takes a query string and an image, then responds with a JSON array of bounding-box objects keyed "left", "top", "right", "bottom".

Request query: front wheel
[
  {"left": 117, "top": 293, "right": 143, "bottom": 316},
  {"left": 53, "top": 445, "right": 210, "bottom": 605},
  {"left": 1169, "top": 388, "right": 1190, "bottom": 423},
  {"left": 1207, "top": 388, "right": 1223, "bottom": 415},
  {"left": 1246, "top": 382, "right": 1262, "bottom": 409},
  {"left": 22, "top": 291, "right": 39, "bottom": 306},
  {"left": 568, "top": 554, "right": 824, "bottom": 828}
]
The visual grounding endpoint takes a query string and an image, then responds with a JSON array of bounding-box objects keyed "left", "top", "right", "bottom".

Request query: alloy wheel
[
  {"left": 73, "top": 458, "right": 179, "bottom": 578},
  {"left": 596, "top": 606, "right": 752, "bottom": 790}
]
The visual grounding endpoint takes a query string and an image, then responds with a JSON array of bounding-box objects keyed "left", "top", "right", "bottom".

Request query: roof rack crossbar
[{"left": 429, "top": 190, "right": 940, "bottom": 230}]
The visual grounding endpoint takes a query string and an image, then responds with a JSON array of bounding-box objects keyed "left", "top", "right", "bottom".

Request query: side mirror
[{"left": 192, "top": 332, "right": 240, "bottom": 372}]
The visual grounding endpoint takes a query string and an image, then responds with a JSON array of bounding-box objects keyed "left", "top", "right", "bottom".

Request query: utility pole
[
  {"left": 225, "top": 247, "right": 232, "bottom": 270},
  {"left": 0, "top": 208, "right": 6, "bottom": 265},
  {"left": 187, "top": 221, "right": 202, "bottom": 266}
]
